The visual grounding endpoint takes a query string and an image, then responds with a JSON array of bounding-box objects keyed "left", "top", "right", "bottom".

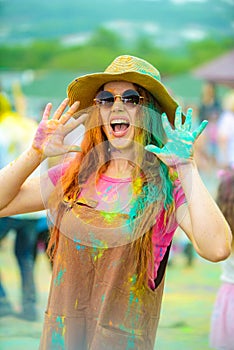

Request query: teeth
[{"left": 111, "top": 119, "right": 129, "bottom": 124}]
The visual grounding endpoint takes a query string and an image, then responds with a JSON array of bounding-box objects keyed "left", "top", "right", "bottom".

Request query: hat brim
[{"left": 67, "top": 71, "right": 179, "bottom": 125}]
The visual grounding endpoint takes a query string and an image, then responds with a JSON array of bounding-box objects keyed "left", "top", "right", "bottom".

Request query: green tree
[{"left": 88, "top": 27, "right": 122, "bottom": 50}]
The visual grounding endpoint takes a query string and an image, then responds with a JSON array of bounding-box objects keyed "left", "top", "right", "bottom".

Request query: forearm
[
  {"left": 0, "top": 146, "right": 43, "bottom": 209},
  {"left": 177, "top": 160, "right": 232, "bottom": 261}
]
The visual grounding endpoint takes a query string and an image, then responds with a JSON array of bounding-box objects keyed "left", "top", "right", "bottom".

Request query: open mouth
[{"left": 110, "top": 118, "right": 130, "bottom": 137}]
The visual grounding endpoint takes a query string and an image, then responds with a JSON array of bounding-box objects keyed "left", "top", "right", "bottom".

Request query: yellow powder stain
[
  {"left": 132, "top": 177, "right": 143, "bottom": 195},
  {"left": 62, "top": 326, "right": 66, "bottom": 337}
]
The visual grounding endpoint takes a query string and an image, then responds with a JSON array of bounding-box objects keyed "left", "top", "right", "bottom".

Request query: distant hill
[{"left": 0, "top": 0, "right": 233, "bottom": 48}]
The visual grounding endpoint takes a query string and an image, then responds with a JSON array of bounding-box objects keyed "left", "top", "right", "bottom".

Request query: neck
[
  {"left": 105, "top": 159, "right": 134, "bottom": 178},
  {"left": 105, "top": 146, "right": 136, "bottom": 178}
]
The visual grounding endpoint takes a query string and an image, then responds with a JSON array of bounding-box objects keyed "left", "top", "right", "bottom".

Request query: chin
[{"left": 109, "top": 137, "right": 134, "bottom": 151}]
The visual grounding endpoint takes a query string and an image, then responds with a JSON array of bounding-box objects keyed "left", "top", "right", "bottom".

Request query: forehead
[{"left": 103, "top": 81, "right": 136, "bottom": 93}]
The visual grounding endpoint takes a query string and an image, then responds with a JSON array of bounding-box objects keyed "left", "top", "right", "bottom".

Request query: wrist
[
  {"left": 27, "top": 146, "right": 46, "bottom": 163},
  {"left": 175, "top": 159, "right": 198, "bottom": 183},
  {"left": 175, "top": 158, "right": 197, "bottom": 171}
]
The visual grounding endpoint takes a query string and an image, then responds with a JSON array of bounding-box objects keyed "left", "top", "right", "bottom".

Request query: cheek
[
  {"left": 102, "top": 125, "right": 108, "bottom": 136},
  {"left": 100, "top": 110, "right": 109, "bottom": 126},
  {"left": 101, "top": 123, "right": 111, "bottom": 139}
]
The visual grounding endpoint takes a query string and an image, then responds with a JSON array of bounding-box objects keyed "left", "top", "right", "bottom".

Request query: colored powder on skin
[
  {"left": 33, "top": 123, "right": 47, "bottom": 152},
  {"left": 54, "top": 268, "right": 66, "bottom": 286}
]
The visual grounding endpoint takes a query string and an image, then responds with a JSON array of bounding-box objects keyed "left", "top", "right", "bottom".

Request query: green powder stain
[
  {"left": 54, "top": 268, "right": 66, "bottom": 286},
  {"left": 51, "top": 316, "right": 65, "bottom": 349}
]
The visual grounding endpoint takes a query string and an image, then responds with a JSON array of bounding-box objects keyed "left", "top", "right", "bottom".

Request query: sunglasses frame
[{"left": 93, "top": 89, "right": 144, "bottom": 108}]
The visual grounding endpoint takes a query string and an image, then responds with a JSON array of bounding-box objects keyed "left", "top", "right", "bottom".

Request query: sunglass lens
[
  {"left": 122, "top": 90, "right": 140, "bottom": 105},
  {"left": 95, "top": 91, "right": 114, "bottom": 106}
]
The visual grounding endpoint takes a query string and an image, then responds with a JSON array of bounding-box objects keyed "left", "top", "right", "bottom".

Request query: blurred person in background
[
  {"left": 168, "top": 226, "right": 196, "bottom": 267},
  {"left": 217, "top": 90, "right": 234, "bottom": 169},
  {"left": 0, "top": 83, "right": 48, "bottom": 321},
  {"left": 198, "top": 82, "right": 222, "bottom": 171},
  {"left": 0, "top": 55, "right": 232, "bottom": 349},
  {"left": 209, "top": 166, "right": 234, "bottom": 350}
]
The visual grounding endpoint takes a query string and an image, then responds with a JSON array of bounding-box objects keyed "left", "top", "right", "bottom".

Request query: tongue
[{"left": 114, "top": 124, "right": 128, "bottom": 132}]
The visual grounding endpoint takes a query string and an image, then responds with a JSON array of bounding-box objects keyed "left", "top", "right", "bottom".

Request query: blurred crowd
[
  {"left": 0, "top": 82, "right": 50, "bottom": 321},
  {"left": 194, "top": 82, "right": 234, "bottom": 174},
  {"left": 169, "top": 82, "right": 234, "bottom": 268},
  {"left": 0, "top": 79, "right": 233, "bottom": 321}
]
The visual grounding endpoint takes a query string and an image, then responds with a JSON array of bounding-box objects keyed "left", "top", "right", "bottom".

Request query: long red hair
[{"left": 47, "top": 86, "right": 175, "bottom": 289}]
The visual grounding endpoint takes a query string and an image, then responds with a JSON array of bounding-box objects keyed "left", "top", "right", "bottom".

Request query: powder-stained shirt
[{"left": 48, "top": 164, "right": 186, "bottom": 289}]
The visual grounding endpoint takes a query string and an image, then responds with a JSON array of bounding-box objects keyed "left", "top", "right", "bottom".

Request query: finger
[
  {"left": 42, "top": 103, "right": 52, "bottom": 121},
  {"left": 145, "top": 144, "right": 164, "bottom": 154},
  {"left": 63, "top": 114, "right": 88, "bottom": 136},
  {"left": 192, "top": 120, "right": 208, "bottom": 140},
  {"left": 53, "top": 98, "right": 69, "bottom": 120},
  {"left": 182, "top": 108, "right": 193, "bottom": 131},
  {"left": 174, "top": 106, "right": 182, "bottom": 130},
  {"left": 60, "top": 101, "right": 80, "bottom": 124},
  {"left": 161, "top": 113, "right": 173, "bottom": 137}
]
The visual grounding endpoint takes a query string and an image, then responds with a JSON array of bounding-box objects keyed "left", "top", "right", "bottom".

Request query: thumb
[
  {"left": 192, "top": 120, "right": 208, "bottom": 140},
  {"left": 63, "top": 145, "right": 82, "bottom": 153},
  {"left": 145, "top": 144, "right": 163, "bottom": 154}
]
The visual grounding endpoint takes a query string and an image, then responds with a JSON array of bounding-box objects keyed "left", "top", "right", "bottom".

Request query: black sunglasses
[{"left": 94, "top": 89, "right": 144, "bottom": 109}]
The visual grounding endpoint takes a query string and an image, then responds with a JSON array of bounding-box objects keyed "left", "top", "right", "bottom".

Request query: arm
[
  {"left": 0, "top": 98, "right": 87, "bottom": 217},
  {"left": 145, "top": 107, "right": 232, "bottom": 262},
  {"left": 0, "top": 147, "right": 42, "bottom": 211},
  {"left": 176, "top": 161, "right": 232, "bottom": 261},
  {"left": 0, "top": 172, "right": 52, "bottom": 217}
]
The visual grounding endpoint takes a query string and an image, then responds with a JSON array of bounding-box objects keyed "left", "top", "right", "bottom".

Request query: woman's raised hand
[
  {"left": 145, "top": 106, "right": 208, "bottom": 167},
  {"left": 32, "top": 98, "right": 87, "bottom": 158}
]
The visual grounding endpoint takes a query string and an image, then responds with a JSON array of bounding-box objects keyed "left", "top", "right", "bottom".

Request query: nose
[{"left": 111, "top": 96, "right": 124, "bottom": 112}]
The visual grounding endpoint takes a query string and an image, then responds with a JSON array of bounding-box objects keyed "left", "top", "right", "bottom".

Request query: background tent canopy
[{"left": 193, "top": 50, "right": 234, "bottom": 88}]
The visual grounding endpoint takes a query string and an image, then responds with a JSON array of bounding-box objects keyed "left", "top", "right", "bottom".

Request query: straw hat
[{"left": 67, "top": 55, "right": 179, "bottom": 124}]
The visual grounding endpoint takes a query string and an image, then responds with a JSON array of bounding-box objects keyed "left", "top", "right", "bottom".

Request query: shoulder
[{"left": 48, "top": 161, "right": 71, "bottom": 186}]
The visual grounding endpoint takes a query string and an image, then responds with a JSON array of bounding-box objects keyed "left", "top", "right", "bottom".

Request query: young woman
[{"left": 0, "top": 55, "right": 232, "bottom": 350}]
